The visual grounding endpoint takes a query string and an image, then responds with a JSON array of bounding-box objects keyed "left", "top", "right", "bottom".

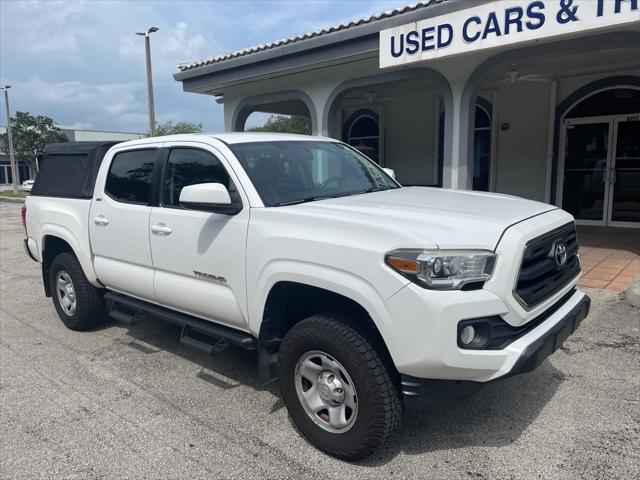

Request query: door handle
[
  {"left": 151, "top": 223, "right": 172, "bottom": 235},
  {"left": 93, "top": 215, "right": 109, "bottom": 226}
]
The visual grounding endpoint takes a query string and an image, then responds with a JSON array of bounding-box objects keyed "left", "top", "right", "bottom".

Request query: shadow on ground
[{"left": 103, "top": 314, "right": 563, "bottom": 466}]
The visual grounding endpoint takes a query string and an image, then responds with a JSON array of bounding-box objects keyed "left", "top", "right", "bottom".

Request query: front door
[
  {"left": 560, "top": 114, "right": 640, "bottom": 227},
  {"left": 149, "top": 143, "right": 250, "bottom": 330}
]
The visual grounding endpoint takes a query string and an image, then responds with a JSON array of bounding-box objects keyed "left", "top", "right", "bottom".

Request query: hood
[{"left": 299, "top": 187, "right": 557, "bottom": 250}]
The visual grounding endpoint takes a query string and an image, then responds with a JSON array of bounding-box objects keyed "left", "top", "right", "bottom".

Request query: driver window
[{"left": 163, "top": 148, "right": 230, "bottom": 207}]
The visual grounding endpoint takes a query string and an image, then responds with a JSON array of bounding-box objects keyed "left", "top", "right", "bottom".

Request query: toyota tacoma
[{"left": 23, "top": 134, "right": 590, "bottom": 460}]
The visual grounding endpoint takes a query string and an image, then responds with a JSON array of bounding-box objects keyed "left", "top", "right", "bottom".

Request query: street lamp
[
  {"left": 135, "top": 26, "right": 159, "bottom": 137},
  {"left": 1, "top": 85, "right": 18, "bottom": 194}
]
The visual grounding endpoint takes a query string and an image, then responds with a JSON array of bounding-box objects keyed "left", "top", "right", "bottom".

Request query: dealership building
[{"left": 174, "top": 0, "right": 639, "bottom": 228}]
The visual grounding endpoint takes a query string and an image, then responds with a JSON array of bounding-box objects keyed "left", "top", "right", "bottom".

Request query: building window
[
  {"left": 343, "top": 109, "right": 380, "bottom": 163},
  {"left": 473, "top": 101, "right": 492, "bottom": 192},
  {"left": 566, "top": 88, "right": 640, "bottom": 118},
  {"left": 0, "top": 165, "right": 10, "bottom": 184},
  {"left": 18, "top": 164, "right": 31, "bottom": 183}
]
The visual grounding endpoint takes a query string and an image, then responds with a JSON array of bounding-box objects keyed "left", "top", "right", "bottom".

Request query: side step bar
[{"left": 104, "top": 292, "right": 257, "bottom": 351}]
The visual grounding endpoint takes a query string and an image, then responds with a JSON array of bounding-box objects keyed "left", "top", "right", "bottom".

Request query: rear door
[
  {"left": 149, "top": 142, "right": 250, "bottom": 329},
  {"left": 90, "top": 146, "right": 161, "bottom": 301}
]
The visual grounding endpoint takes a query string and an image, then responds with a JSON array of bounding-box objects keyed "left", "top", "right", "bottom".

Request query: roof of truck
[{"left": 114, "top": 132, "right": 335, "bottom": 149}]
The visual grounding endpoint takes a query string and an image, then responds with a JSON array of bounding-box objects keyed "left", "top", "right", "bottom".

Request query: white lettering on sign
[{"left": 379, "top": 0, "right": 639, "bottom": 68}]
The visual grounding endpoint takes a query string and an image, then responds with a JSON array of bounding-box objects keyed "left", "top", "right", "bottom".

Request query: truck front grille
[{"left": 514, "top": 222, "right": 580, "bottom": 309}]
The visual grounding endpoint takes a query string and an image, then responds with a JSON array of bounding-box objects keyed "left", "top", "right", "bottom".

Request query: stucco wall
[
  {"left": 493, "top": 81, "right": 550, "bottom": 202},
  {"left": 382, "top": 90, "right": 439, "bottom": 185}
]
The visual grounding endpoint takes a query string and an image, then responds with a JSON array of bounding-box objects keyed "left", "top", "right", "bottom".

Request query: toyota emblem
[{"left": 554, "top": 242, "right": 567, "bottom": 266}]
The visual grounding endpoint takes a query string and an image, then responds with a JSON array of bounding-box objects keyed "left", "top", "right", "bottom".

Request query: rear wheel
[
  {"left": 279, "top": 314, "right": 402, "bottom": 460},
  {"left": 50, "top": 252, "right": 104, "bottom": 331}
]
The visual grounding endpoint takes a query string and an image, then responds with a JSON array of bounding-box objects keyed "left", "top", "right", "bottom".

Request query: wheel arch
[
  {"left": 256, "top": 280, "right": 397, "bottom": 383},
  {"left": 41, "top": 230, "right": 99, "bottom": 296}
]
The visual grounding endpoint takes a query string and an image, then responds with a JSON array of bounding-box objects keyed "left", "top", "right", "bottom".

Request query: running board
[{"left": 104, "top": 292, "right": 256, "bottom": 351}]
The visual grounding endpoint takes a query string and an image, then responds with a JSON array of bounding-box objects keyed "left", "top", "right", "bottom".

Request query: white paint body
[{"left": 25, "top": 133, "right": 585, "bottom": 382}]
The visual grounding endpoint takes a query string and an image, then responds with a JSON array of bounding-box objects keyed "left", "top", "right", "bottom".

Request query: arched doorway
[
  {"left": 232, "top": 90, "right": 317, "bottom": 134},
  {"left": 558, "top": 87, "right": 640, "bottom": 227}
]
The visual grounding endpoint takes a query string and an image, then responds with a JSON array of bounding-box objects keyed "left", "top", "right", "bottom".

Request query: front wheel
[{"left": 279, "top": 314, "right": 402, "bottom": 460}]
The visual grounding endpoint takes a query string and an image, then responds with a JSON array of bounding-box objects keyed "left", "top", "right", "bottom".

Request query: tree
[
  {"left": 0, "top": 111, "right": 67, "bottom": 171},
  {"left": 247, "top": 115, "right": 311, "bottom": 135},
  {"left": 155, "top": 120, "right": 203, "bottom": 136}
]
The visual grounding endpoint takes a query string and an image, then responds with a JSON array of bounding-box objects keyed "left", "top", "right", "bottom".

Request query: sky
[{"left": 0, "top": 0, "right": 410, "bottom": 134}]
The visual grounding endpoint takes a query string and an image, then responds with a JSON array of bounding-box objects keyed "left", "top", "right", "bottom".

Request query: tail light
[{"left": 21, "top": 204, "right": 27, "bottom": 235}]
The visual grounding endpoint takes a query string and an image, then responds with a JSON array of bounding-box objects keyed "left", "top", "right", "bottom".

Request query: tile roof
[{"left": 177, "top": 0, "right": 444, "bottom": 72}]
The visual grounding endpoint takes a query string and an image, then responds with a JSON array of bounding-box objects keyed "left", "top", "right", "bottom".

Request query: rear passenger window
[
  {"left": 105, "top": 149, "right": 156, "bottom": 204},
  {"left": 163, "top": 148, "right": 231, "bottom": 207}
]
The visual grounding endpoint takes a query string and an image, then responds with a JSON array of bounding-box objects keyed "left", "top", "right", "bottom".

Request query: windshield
[{"left": 229, "top": 141, "right": 400, "bottom": 206}]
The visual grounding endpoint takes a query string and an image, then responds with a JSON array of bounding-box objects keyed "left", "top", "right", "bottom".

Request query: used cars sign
[{"left": 379, "top": 0, "right": 639, "bottom": 68}]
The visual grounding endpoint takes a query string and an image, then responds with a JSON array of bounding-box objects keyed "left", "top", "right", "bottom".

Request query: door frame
[
  {"left": 557, "top": 113, "right": 640, "bottom": 228},
  {"left": 557, "top": 115, "right": 614, "bottom": 227}
]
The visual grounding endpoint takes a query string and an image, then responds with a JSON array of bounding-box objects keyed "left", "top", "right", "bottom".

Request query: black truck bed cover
[{"left": 31, "top": 141, "right": 120, "bottom": 199}]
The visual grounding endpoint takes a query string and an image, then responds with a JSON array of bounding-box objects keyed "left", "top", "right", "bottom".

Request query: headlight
[{"left": 385, "top": 249, "right": 496, "bottom": 290}]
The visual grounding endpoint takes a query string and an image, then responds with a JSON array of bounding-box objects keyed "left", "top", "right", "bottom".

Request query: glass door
[
  {"left": 608, "top": 116, "right": 640, "bottom": 226},
  {"left": 560, "top": 119, "right": 613, "bottom": 226}
]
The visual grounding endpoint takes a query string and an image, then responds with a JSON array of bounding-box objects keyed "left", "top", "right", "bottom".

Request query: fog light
[{"left": 460, "top": 325, "right": 476, "bottom": 345}]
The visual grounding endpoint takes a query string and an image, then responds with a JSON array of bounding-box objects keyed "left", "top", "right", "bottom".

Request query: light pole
[
  {"left": 135, "top": 26, "right": 159, "bottom": 137},
  {"left": 1, "top": 85, "right": 18, "bottom": 194}
]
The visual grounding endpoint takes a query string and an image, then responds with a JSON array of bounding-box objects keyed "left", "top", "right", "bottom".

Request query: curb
[
  {"left": 0, "top": 196, "right": 26, "bottom": 203},
  {"left": 625, "top": 275, "right": 640, "bottom": 309}
]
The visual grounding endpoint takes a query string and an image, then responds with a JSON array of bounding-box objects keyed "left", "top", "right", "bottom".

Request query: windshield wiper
[
  {"left": 273, "top": 187, "right": 389, "bottom": 206},
  {"left": 273, "top": 195, "right": 337, "bottom": 207}
]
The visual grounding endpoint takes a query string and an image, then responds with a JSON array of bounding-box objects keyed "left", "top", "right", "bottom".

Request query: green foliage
[
  {"left": 0, "top": 111, "right": 67, "bottom": 171},
  {"left": 156, "top": 120, "right": 203, "bottom": 136},
  {"left": 247, "top": 115, "right": 311, "bottom": 135}
]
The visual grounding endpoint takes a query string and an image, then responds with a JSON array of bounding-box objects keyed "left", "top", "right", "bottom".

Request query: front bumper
[{"left": 401, "top": 292, "right": 590, "bottom": 409}]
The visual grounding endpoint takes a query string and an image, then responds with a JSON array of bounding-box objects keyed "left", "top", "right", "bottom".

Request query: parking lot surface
[{"left": 1, "top": 201, "right": 639, "bottom": 479}]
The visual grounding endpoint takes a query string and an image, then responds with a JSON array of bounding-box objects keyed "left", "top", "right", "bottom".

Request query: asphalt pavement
[{"left": 1, "top": 201, "right": 638, "bottom": 479}]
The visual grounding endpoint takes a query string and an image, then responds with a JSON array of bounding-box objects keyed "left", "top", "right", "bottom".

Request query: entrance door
[
  {"left": 560, "top": 114, "right": 640, "bottom": 227},
  {"left": 609, "top": 116, "right": 640, "bottom": 226}
]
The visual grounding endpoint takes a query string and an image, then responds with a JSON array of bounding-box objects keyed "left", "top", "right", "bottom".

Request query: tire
[
  {"left": 279, "top": 313, "right": 402, "bottom": 460},
  {"left": 49, "top": 252, "right": 104, "bottom": 331}
]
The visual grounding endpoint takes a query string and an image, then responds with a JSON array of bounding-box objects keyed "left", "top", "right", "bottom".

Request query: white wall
[
  {"left": 493, "top": 82, "right": 550, "bottom": 202},
  {"left": 381, "top": 90, "right": 439, "bottom": 185},
  {"left": 72, "top": 130, "right": 145, "bottom": 141},
  {"left": 490, "top": 68, "right": 640, "bottom": 202}
]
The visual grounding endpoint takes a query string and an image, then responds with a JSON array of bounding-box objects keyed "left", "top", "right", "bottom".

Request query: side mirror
[
  {"left": 382, "top": 167, "right": 396, "bottom": 180},
  {"left": 179, "top": 183, "right": 241, "bottom": 215}
]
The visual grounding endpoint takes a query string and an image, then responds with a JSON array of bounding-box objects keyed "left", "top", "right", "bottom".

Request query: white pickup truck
[{"left": 24, "top": 133, "right": 590, "bottom": 460}]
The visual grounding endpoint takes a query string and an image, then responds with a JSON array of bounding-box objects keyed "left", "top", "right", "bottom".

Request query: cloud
[
  {"left": 64, "top": 121, "right": 95, "bottom": 130},
  {"left": 1, "top": 0, "right": 409, "bottom": 132},
  {"left": 8, "top": 0, "right": 91, "bottom": 54},
  {"left": 7, "top": 77, "right": 147, "bottom": 132},
  {"left": 119, "top": 20, "right": 213, "bottom": 70}
]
